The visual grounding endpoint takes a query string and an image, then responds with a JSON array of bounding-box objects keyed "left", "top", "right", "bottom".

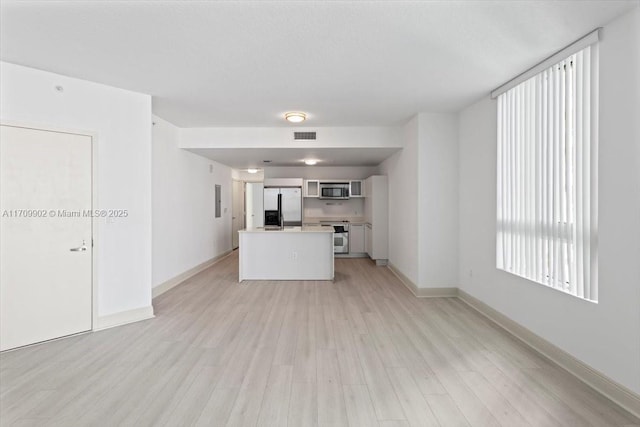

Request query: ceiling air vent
[{"left": 294, "top": 131, "right": 317, "bottom": 141}]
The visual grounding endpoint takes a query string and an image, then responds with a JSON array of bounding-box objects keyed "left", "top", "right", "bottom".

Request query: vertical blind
[{"left": 496, "top": 45, "right": 598, "bottom": 301}]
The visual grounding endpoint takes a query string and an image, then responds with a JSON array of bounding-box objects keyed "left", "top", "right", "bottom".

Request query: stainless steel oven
[
  {"left": 333, "top": 225, "right": 349, "bottom": 254},
  {"left": 322, "top": 223, "right": 349, "bottom": 254}
]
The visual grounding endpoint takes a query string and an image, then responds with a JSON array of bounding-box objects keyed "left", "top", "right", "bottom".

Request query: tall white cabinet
[{"left": 364, "top": 175, "right": 388, "bottom": 265}]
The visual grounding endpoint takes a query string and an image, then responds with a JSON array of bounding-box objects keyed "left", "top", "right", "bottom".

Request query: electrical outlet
[{"left": 469, "top": 269, "right": 473, "bottom": 277}]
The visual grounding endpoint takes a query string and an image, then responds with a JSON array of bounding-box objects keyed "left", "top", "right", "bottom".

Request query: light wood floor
[{"left": 1, "top": 251, "right": 638, "bottom": 426}]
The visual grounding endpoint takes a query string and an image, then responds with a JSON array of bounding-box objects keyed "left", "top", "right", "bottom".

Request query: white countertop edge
[
  {"left": 303, "top": 216, "right": 366, "bottom": 223},
  {"left": 240, "top": 226, "right": 334, "bottom": 233}
]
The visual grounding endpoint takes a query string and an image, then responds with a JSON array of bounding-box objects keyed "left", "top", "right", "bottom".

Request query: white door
[
  {"left": 231, "top": 180, "right": 244, "bottom": 249},
  {"left": 0, "top": 125, "right": 93, "bottom": 351},
  {"left": 245, "top": 183, "right": 264, "bottom": 229}
]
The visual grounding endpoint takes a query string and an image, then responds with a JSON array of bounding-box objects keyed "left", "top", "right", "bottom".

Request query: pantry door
[{"left": 0, "top": 124, "right": 93, "bottom": 351}]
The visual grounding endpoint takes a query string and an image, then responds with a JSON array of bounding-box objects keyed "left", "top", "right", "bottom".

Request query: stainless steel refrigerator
[{"left": 264, "top": 187, "right": 302, "bottom": 226}]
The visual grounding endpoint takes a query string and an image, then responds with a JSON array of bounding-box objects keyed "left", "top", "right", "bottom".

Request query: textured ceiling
[{"left": 1, "top": 1, "right": 637, "bottom": 127}]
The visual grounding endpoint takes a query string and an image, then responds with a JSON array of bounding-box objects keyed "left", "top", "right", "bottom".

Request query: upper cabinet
[
  {"left": 304, "top": 178, "right": 365, "bottom": 198},
  {"left": 349, "top": 180, "right": 363, "bottom": 197},
  {"left": 304, "top": 179, "right": 365, "bottom": 198},
  {"left": 304, "top": 180, "right": 319, "bottom": 197}
]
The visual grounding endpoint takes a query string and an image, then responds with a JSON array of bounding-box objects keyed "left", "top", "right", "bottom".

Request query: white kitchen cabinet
[
  {"left": 304, "top": 180, "right": 319, "bottom": 197},
  {"left": 364, "top": 178, "right": 373, "bottom": 221},
  {"left": 349, "top": 180, "right": 363, "bottom": 197},
  {"left": 239, "top": 228, "right": 334, "bottom": 281},
  {"left": 363, "top": 175, "right": 388, "bottom": 264},
  {"left": 350, "top": 224, "right": 365, "bottom": 253},
  {"left": 365, "top": 223, "right": 373, "bottom": 257}
]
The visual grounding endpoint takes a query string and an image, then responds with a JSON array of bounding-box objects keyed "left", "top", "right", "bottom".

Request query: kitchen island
[{"left": 238, "top": 226, "right": 334, "bottom": 282}]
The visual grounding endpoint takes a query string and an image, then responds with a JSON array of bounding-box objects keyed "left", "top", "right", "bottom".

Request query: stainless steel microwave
[{"left": 319, "top": 183, "right": 349, "bottom": 199}]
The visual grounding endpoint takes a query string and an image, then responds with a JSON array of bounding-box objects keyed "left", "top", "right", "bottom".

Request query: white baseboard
[
  {"left": 95, "top": 305, "right": 154, "bottom": 331},
  {"left": 387, "top": 263, "right": 458, "bottom": 297},
  {"left": 457, "top": 289, "right": 640, "bottom": 419},
  {"left": 385, "top": 261, "right": 640, "bottom": 417},
  {"left": 152, "top": 250, "right": 233, "bottom": 299}
]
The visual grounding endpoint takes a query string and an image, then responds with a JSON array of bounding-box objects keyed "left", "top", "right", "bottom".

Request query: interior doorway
[
  {"left": 231, "top": 180, "right": 244, "bottom": 249},
  {"left": 245, "top": 182, "right": 264, "bottom": 229}
]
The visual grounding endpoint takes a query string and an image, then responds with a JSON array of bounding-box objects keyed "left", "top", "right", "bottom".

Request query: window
[{"left": 496, "top": 42, "right": 598, "bottom": 302}]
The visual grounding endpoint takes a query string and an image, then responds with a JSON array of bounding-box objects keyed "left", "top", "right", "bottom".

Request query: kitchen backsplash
[{"left": 304, "top": 198, "right": 364, "bottom": 218}]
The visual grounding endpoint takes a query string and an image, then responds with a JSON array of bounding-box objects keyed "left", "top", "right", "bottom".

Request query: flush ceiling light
[
  {"left": 285, "top": 111, "right": 307, "bottom": 123},
  {"left": 247, "top": 168, "right": 259, "bottom": 174},
  {"left": 304, "top": 159, "right": 317, "bottom": 166}
]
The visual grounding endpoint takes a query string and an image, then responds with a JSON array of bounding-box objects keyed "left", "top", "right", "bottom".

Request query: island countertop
[
  {"left": 238, "top": 225, "right": 334, "bottom": 282},
  {"left": 303, "top": 216, "right": 366, "bottom": 224},
  {"left": 239, "top": 226, "right": 334, "bottom": 233}
]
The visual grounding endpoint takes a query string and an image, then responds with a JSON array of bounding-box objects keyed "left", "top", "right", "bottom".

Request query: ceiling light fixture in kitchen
[
  {"left": 247, "top": 168, "right": 259, "bottom": 174},
  {"left": 304, "top": 159, "right": 317, "bottom": 166},
  {"left": 285, "top": 111, "right": 307, "bottom": 123}
]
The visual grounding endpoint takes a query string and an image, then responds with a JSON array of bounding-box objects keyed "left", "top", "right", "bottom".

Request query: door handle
[{"left": 70, "top": 240, "right": 87, "bottom": 252}]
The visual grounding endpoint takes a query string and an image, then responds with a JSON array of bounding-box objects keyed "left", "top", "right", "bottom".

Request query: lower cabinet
[
  {"left": 350, "top": 224, "right": 365, "bottom": 253},
  {"left": 365, "top": 223, "right": 373, "bottom": 257}
]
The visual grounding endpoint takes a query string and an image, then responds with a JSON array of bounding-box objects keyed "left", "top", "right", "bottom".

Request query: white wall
[
  {"left": 379, "top": 113, "right": 459, "bottom": 288},
  {"left": 0, "top": 61, "right": 152, "bottom": 318},
  {"left": 379, "top": 117, "right": 419, "bottom": 284},
  {"left": 458, "top": 7, "right": 640, "bottom": 394},
  {"left": 232, "top": 169, "right": 264, "bottom": 182},
  {"left": 418, "top": 114, "right": 459, "bottom": 287},
  {"left": 264, "top": 166, "right": 377, "bottom": 180},
  {"left": 179, "top": 126, "right": 402, "bottom": 149},
  {"left": 152, "top": 116, "right": 232, "bottom": 287}
]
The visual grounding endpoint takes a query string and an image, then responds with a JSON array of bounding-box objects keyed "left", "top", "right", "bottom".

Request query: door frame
[
  {"left": 1, "top": 120, "right": 99, "bottom": 332},
  {"left": 231, "top": 179, "right": 245, "bottom": 249},
  {"left": 244, "top": 181, "right": 264, "bottom": 229}
]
